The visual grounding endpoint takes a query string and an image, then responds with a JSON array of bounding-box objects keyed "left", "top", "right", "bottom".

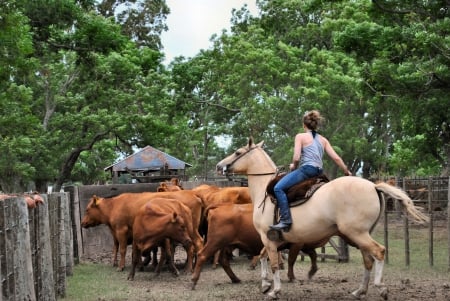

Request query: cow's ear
[
  {"left": 171, "top": 212, "right": 178, "bottom": 223},
  {"left": 157, "top": 183, "right": 167, "bottom": 192},
  {"left": 93, "top": 195, "right": 100, "bottom": 206}
]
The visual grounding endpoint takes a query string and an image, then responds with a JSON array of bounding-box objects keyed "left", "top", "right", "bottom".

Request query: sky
[{"left": 161, "top": 0, "right": 259, "bottom": 65}]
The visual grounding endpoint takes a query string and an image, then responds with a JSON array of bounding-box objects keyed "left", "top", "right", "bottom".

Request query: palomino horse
[{"left": 216, "top": 138, "right": 429, "bottom": 300}]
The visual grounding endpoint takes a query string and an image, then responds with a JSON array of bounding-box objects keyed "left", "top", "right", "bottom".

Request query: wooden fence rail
[
  {"left": 0, "top": 193, "right": 73, "bottom": 301},
  {"left": 0, "top": 177, "right": 449, "bottom": 300}
]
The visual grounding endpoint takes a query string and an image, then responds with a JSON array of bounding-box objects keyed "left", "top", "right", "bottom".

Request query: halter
[{"left": 224, "top": 145, "right": 277, "bottom": 177}]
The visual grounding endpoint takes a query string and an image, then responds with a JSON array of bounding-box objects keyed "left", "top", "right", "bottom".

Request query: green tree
[
  {"left": 96, "top": 0, "right": 170, "bottom": 49},
  {"left": 0, "top": 0, "right": 172, "bottom": 192}
]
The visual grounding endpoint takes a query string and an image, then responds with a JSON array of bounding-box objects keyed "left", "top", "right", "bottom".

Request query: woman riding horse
[{"left": 271, "top": 110, "right": 351, "bottom": 232}]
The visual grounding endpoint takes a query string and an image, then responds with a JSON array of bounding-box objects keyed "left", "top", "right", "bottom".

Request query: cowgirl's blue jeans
[{"left": 273, "top": 165, "right": 323, "bottom": 223}]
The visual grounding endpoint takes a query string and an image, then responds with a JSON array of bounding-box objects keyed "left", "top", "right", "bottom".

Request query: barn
[{"left": 104, "top": 145, "right": 192, "bottom": 184}]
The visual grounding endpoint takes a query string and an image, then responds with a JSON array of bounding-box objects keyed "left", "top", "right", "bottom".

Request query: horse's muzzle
[{"left": 216, "top": 164, "right": 227, "bottom": 175}]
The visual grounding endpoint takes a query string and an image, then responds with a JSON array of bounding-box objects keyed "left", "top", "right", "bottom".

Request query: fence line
[
  {"left": 0, "top": 193, "right": 72, "bottom": 301},
  {"left": 0, "top": 177, "right": 448, "bottom": 300}
]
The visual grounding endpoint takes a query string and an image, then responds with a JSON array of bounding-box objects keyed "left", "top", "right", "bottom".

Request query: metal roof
[{"left": 104, "top": 146, "right": 192, "bottom": 172}]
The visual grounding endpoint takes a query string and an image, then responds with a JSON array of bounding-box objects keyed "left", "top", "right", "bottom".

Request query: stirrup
[{"left": 269, "top": 222, "right": 291, "bottom": 232}]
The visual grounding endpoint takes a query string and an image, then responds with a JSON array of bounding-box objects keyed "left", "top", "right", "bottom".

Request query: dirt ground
[{"left": 83, "top": 244, "right": 450, "bottom": 301}]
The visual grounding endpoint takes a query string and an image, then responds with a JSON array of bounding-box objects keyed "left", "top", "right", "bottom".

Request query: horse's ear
[
  {"left": 248, "top": 137, "right": 254, "bottom": 147},
  {"left": 256, "top": 140, "right": 264, "bottom": 148}
]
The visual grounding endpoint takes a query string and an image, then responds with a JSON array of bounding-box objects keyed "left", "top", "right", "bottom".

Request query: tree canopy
[{"left": 0, "top": 0, "right": 448, "bottom": 192}]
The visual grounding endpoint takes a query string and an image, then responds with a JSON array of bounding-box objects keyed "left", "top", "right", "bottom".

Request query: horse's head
[{"left": 216, "top": 137, "right": 275, "bottom": 176}]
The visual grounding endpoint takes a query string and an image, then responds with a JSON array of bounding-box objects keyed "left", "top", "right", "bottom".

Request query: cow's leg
[
  {"left": 212, "top": 250, "right": 220, "bottom": 269},
  {"left": 127, "top": 242, "right": 140, "bottom": 281},
  {"left": 117, "top": 229, "right": 128, "bottom": 271},
  {"left": 249, "top": 254, "right": 259, "bottom": 270},
  {"left": 192, "top": 238, "right": 227, "bottom": 289},
  {"left": 155, "top": 244, "right": 165, "bottom": 275},
  {"left": 183, "top": 243, "right": 195, "bottom": 274},
  {"left": 151, "top": 246, "right": 158, "bottom": 269},
  {"left": 218, "top": 247, "right": 241, "bottom": 283},
  {"left": 141, "top": 250, "right": 150, "bottom": 266},
  {"left": 164, "top": 239, "right": 179, "bottom": 276},
  {"left": 191, "top": 246, "right": 208, "bottom": 289},
  {"left": 111, "top": 235, "right": 119, "bottom": 267}
]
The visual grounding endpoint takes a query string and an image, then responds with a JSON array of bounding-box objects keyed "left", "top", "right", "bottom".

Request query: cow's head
[
  {"left": 134, "top": 204, "right": 192, "bottom": 252},
  {"left": 81, "top": 195, "right": 106, "bottom": 228}
]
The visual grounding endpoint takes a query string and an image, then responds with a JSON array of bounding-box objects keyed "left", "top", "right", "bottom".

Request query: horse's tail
[{"left": 375, "top": 182, "right": 429, "bottom": 224}]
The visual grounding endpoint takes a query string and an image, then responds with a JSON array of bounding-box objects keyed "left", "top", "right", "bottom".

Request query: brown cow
[
  {"left": 192, "top": 185, "right": 251, "bottom": 208},
  {"left": 81, "top": 190, "right": 204, "bottom": 272},
  {"left": 191, "top": 203, "right": 318, "bottom": 289},
  {"left": 191, "top": 185, "right": 253, "bottom": 268},
  {"left": 127, "top": 198, "right": 194, "bottom": 281},
  {"left": 81, "top": 193, "right": 155, "bottom": 271},
  {"left": 157, "top": 178, "right": 184, "bottom": 192}
]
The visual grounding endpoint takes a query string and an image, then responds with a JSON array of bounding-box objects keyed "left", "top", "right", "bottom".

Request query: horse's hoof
[
  {"left": 379, "top": 287, "right": 388, "bottom": 300},
  {"left": 262, "top": 284, "right": 271, "bottom": 294},
  {"left": 267, "top": 290, "right": 280, "bottom": 300},
  {"left": 351, "top": 291, "right": 364, "bottom": 300}
]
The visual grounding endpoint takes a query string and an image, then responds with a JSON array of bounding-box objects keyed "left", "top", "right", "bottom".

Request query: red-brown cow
[
  {"left": 191, "top": 185, "right": 254, "bottom": 268},
  {"left": 81, "top": 191, "right": 204, "bottom": 272},
  {"left": 191, "top": 203, "right": 318, "bottom": 289},
  {"left": 81, "top": 193, "right": 155, "bottom": 271},
  {"left": 127, "top": 198, "right": 194, "bottom": 281},
  {"left": 192, "top": 185, "right": 251, "bottom": 208}
]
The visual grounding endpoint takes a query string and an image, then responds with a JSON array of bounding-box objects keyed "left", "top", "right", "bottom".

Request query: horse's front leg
[
  {"left": 259, "top": 248, "right": 272, "bottom": 294},
  {"left": 266, "top": 246, "right": 282, "bottom": 299}
]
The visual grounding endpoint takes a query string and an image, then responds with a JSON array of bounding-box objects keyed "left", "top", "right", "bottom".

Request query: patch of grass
[
  {"left": 63, "top": 263, "right": 132, "bottom": 300},
  {"left": 370, "top": 221, "right": 449, "bottom": 273}
]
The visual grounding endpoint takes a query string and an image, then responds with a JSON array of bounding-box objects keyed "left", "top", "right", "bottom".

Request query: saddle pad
[{"left": 270, "top": 180, "right": 327, "bottom": 208}]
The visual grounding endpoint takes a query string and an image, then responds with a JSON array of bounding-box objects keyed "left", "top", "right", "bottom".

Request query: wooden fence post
[
  {"left": 28, "top": 195, "right": 56, "bottom": 301},
  {"left": 48, "top": 193, "right": 69, "bottom": 298},
  {"left": 447, "top": 176, "right": 450, "bottom": 272},
  {"left": 428, "top": 177, "right": 434, "bottom": 266},
  {"left": 384, "top": 202, "right": 389, "bottom": 265},
  {"left": 0, "top": 198, "right": 36, "bottom": 301}
]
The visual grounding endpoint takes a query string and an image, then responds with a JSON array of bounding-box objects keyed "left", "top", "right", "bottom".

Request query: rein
[
  {"left": 225, "top": 145, "right": 277, "bottom": 177},
  {"left": 224, "top": 145, "right": 278, "bottom": 214}
]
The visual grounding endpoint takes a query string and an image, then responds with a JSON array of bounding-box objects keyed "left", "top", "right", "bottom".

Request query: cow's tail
[{"left": 375, "top": 182, "right": 429, "bottom": 224}]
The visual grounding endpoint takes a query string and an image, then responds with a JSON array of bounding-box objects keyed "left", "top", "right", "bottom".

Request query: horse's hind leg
[
  {"left": 352, "top": 238, "right": 387, "bottom": 300},
  {"left": 374, "top": 258, "right": 388, "bottom": 299}
]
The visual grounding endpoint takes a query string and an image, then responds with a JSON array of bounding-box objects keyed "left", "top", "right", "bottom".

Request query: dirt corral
[{"left": 81, "top": 244, "right": 450, "bottom": 301}]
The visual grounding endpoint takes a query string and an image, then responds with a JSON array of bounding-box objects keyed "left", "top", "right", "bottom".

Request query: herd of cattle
[{"left": 80, "top": 179, "right": 319, "bottom": 289}]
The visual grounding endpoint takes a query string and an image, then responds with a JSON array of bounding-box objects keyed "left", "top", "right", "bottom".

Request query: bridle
[
  {"left": 223, "top": 144, "right": 277, "bottom": 213},
  {"left": 224, "top": 145, "right": 277, "bottom": 177}
]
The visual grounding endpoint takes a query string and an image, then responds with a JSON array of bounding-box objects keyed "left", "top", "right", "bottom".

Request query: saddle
[
  {"left": 266, "top": 173, "right": 329, "bottom": 207},
  {"left": 265, "top": 173, "right": 330, "bottom": 241}
]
